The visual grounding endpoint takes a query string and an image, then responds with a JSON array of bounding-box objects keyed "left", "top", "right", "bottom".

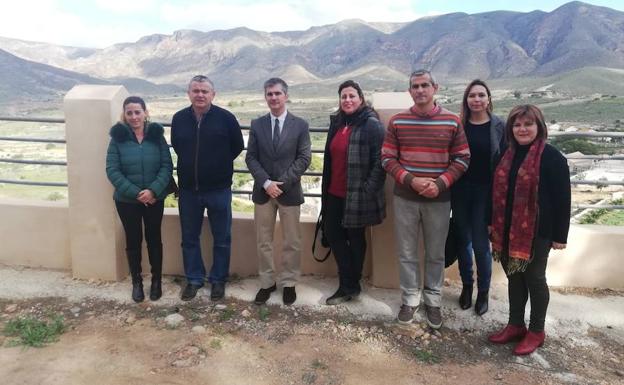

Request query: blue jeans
[
  {"left": 451, "top": 180, "right": 492, "bottom": 291},
  {"left": 178, "top": 188, "right": 232, "bottom": 285}
]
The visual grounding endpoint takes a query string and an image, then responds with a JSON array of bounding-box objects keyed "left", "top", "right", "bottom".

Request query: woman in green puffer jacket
[{"left": 106, "top": 96, "right": 173, "bottom": 303}]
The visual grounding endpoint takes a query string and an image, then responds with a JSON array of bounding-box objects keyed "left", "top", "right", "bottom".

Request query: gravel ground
[{"left": 1, "top": 265, "right": 623, "bottom": 385}]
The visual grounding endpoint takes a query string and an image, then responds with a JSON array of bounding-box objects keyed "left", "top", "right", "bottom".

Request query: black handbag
[
  {"left": 312, "top": 212, "right": 331, "bottom": 262},
  {"left": 165, "top": 176, "right": 179, "bottom": 197},
  {"left": 445, "top": 217, "right": 459, "bottom": 268}
]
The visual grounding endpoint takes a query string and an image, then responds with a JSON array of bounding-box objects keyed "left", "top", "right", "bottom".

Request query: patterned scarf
[{"left": 491, "top": 139, "right": 545, "bottom": 274}]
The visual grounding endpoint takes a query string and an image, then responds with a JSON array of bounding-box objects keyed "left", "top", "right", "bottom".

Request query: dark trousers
[
  {"left": 324, "top": 194, "right": 366, "bottom": 294},
  {"left": 451, "top": 180, "right": 492, "bottom": 291},
  {"left": 505, "top": 237, "right": 551, "bottom": 332},
  {"left": 178, "top": 188, "right": 232, "bottom": 285},
  {"left": 115, "top": 200, "right": 164, "bottom": 283}
]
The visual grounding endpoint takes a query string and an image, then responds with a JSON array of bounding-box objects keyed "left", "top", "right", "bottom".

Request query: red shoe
[
  {"left": 513, "top": 331, "right": 545, "bottom": 355},
  {"left": 488, "top": 324, "right": 528, "bottom": 344}
]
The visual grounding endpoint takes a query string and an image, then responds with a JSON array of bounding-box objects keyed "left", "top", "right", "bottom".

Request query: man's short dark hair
[
  {"left": 188, "top": 75, "right": 215, "bottom": 91},
  {"left": 409, "top": 69, "right": 437, "bottom": 86},
  {"left": 263, "top": 78, "right": 288, "bottom": 95}
]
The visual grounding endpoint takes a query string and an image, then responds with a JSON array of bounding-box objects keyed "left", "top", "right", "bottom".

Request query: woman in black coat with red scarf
[{"left": 488, "top": 104, "right": 570, "bottom": 355}]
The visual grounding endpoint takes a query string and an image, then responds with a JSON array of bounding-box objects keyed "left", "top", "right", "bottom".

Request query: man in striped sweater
[{"left": 381, "top": 69, "right": 470, "bottom": 329}]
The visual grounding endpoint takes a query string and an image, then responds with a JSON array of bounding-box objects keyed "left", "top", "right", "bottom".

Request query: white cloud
[
  {"left": 0, "top": 0, "right": 78, "bottom": 44},
  {"left": 0, "top": 0, "right": 435, "bottom": 47},
  {"left": 94, "top": 0, "right": 156, "bottom": 13},
  {"left": 160, "top": 0, "right": 430, "bottom": 33}
]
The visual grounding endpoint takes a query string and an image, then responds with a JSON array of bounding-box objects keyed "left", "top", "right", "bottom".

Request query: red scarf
[{"left": 491, "top": 139, "right": 545, "bottom": 274}]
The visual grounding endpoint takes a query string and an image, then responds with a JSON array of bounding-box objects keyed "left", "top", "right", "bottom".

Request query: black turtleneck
[{"left": 463, "top": 120, "right": 492, "bottom": 184}]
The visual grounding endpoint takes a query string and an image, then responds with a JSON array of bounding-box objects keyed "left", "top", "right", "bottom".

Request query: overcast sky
[{"left": 1, "top": 0, "right": 622, "bottom": 48}]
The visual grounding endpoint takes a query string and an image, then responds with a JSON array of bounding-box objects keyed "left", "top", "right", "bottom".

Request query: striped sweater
[{"left": 381, "top": 104, "right": 470, "bottom": 201}]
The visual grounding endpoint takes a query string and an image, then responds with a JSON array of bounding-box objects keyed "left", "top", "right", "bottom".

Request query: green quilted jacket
[{"left": 106, "top": 122, "right": 173, "bottom": 203}]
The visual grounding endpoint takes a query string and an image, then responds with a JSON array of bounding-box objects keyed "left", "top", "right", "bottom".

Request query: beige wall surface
[
  {"left": 0, "top": 200, "right": 70, "bottom": 270},
  {"left": 1, "top": 199, "right": 623, "bottom": 288},
  {"left": 159, "top": 210, "right": 337, "bottom": 278},
  {"left": 64, "top": 85, "right": 129, "bottom": 280}
]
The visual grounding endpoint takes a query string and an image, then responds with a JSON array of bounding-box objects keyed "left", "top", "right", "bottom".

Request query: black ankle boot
[
  {"left": 132, "top": 281, "right": 145, "bottom": 303},
  {"left": 150, "top": 277, "right": 162, "bottom": 301},
  {"left": 459, "top": 284, "right": 473, "bottom": 310},
  {"left": 475, "top": 290, "right": 489, "bottom": 315}
]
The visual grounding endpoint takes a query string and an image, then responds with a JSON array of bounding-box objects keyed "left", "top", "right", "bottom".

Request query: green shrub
[
  {"left": 46, "top": 192, "right": 65, "bottom": 201},
  {"left": 3, "top": 314, "right": 66, "bottom": 347},
  {"left": 550, "top": 138, "right": 600, "bottom": 155}
]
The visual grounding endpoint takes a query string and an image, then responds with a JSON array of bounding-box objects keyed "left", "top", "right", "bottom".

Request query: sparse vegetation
[
  {"left": 232, "top": 197, "right": 254, "bottom": 213},
  {"left": 412, "top": 348, "right": 440, "bottom": 364},
  {"left": 579, "top": 199, "right": 624, "bottom": 225},
  {"left": 210, "top": 338, "right": 222, "bottom": 350},
  {"left": 258, "top": 306, "right": 270, "bottom": 322},
  {"left": 46, "top": 192, "right": 65, "bottom": 201},
  {"left": 219, "top": 307, "right": 235, "bottom": 322},
  {"left": 188, "top": 311, "right": 201, "bottom": 322},
  {"left": 551, "top": 138, "right": 601, "bottom": 155},
  {"left": 3, "top": 314, "right": 66, "bottom": 347},
  {"left": 164, "top": 194, "right": 178, "bottom": 207},
  {"left": 310, "top": 359, "right": 328, "bottom": 370}
]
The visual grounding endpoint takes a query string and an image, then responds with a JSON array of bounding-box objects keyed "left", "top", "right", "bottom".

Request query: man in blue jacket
[{"left": 171, "top": 75, "right": 244, "bottom": 301}]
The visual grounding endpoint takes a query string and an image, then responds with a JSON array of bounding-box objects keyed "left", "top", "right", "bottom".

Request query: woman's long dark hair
[
  {"left": 333, "top": 80, "right": 377, "bottom": 126},
  {"left": 121, "top": 96, "right": 148, "bottom": 125},
  {"left": 460, "top": 79, "right": 493, "bottom": 127}
]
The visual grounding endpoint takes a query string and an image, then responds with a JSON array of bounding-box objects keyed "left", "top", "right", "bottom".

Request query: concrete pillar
[
  {"left": 64, "top": 85, "right": 129, "bottom": 280},
  {"left": 369, "top": 92, "right": 413, "bottom": 288}
]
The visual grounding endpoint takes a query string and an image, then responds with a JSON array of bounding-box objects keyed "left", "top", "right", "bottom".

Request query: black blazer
[
  {"left": 535, "top": 144, "right": 571, "bottom": 244},
  {"left": 245, "top": 112, "right": 311, "bottom": 206}
]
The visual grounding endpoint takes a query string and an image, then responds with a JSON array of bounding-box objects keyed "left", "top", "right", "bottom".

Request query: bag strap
[{"left": 312, "top": 213, "right": 331, "bottom": 262}]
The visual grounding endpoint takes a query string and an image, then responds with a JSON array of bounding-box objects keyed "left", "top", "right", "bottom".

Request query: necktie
[{"left": 273, "top": 118, "right": 280, "bottom": 150}]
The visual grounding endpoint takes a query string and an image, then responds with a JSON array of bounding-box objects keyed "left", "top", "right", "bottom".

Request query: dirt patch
[
  {"left": 550, "top": 286, "right": 624, "bottom": 298},
  {"left": 1, "top": 296, "right": 622, "bottom": 385}
]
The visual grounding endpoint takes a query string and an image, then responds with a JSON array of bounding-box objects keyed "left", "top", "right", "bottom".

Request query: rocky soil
[{"left": 0, "top": 268, "right": 623, "bottom": 385}]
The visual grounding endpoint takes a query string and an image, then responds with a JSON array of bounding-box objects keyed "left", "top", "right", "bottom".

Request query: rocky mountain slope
[{"left": 1, "top": 1, "right": 623, "bottom": 93}]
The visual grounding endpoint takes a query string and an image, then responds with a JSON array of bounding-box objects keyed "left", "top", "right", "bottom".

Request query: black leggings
[
  {"left": 324, "top": 194, "right": 366, "bottom": 294},
  {"left": 115, "top": 200, "right": 164, "bottom": 282},
  {"left": 506, "top": 237, "right": 551, "bottom": 332}
]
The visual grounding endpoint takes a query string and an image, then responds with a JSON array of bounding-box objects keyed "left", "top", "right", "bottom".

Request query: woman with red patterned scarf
[{"left": 488, "top": 104, "right": 570, "bottom": 355}]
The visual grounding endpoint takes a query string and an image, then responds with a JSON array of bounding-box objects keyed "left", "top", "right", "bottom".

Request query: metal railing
[
  {"left": 0, "top": 117, "right": 326, "bottom": 195},
  {"left": 0, "top": 117, "right": 68, "bottom": 187},
  {"left": 1, "top": 117, "right": 623, "bottom": 206}
]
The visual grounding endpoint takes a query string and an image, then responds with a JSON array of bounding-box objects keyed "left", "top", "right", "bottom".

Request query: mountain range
[{"left": 1, "top": 1, "right": 623, "bottom": 100}]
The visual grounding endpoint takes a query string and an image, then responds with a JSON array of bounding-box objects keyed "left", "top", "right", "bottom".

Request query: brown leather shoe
[
  {"left": 488, "top": 324, "right": 527, "bottom": 344},
  {"left": 513, "top": 331, "right": 545, "bottom": 355}
]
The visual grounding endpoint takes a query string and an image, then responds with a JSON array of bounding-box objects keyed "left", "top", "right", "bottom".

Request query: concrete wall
[
  {"left": 64, "top": 85, "right": 129, "bottom": 280},
  {"left": 160, "top": 210, "right": 337, "bottom": 278},
  {"left": 0, "top": 199, "right": 70, "bottom": 270},
  {"left": 0, "top": 86, "right": 623, "bottom": 289}
]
